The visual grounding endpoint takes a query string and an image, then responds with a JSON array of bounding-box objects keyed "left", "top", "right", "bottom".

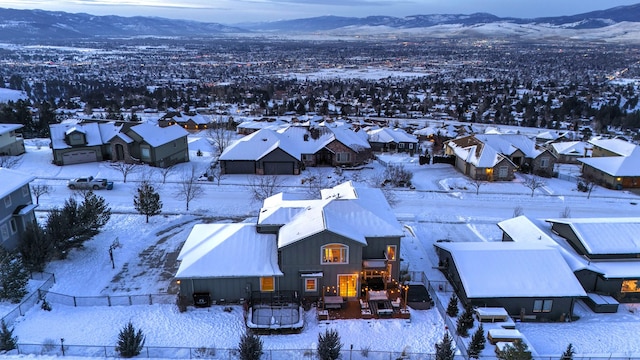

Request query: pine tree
[
  {"left": 19, "top": 222, "right": 52, "bottom": 272},
  {"left": 116, "top": 321, "right": 145, "bottom": 358},
  {"left": 560, "top": 343, "right": 575, "bottom": 360},
  {"left": 446, "top": 294, "right": 459, "bottom": 317},
  {"left": 435, "top": 332, "right": 455, "bottom": 360},
  {"left": 0, "top": 250, "right": 29, "bottom": 303},
  {"left": 317, "top": 329, "right": 342, "bottom": 360},
  {"left": 78, "top": 191, "right": 111, "bottom": 237},
  {"left": 456, "top": 315, "right": 470, "bottom": 337},
  {"left": 238, "top": 332, "right": 263, "bottom": 360},
  {"left": 134, "top": 182, "right": 162, "bottom": 223},
  {"left": 467, "top": 324, "right": 486, "bottom": 359},
  {"left": 497, "top": 340, "right": 532, "bottom": 360},
  {"left": 0, "top": 320, "right": 17, "bottom": 351}
]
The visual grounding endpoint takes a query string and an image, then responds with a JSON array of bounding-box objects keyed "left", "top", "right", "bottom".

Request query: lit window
[
  {"left": 260, "top": 277, "right": 274, "bottom": 292},
  {"left": 533, "top": 299, "right": 553, "bottom": 313},
  {"left": 321, "top": 244, "right": 348, "bottom": 264},
  {"left": 386, "top": 245, "right": 397, "bottom": 261},
  {"left": 622, "top": 280, "right": 638, "bottom": 293},
  {"left": 305, "top": 278, "right": 317, "bottom": 292},
  {"left": 3, "top": 196, "right": 11, "bottom": 208}
]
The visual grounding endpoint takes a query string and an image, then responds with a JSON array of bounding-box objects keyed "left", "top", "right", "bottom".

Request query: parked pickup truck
[{"left": 67, "top": 176, "right": 114, "bottom": 190}]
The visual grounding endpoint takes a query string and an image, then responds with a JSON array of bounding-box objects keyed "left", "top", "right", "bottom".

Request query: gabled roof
[
  {"left": 435, "top": 242, "right": 586, "bottom": 298},
  {"left": 578, "top": 146, "right": 640, "bottom": 176},
  {"left": 367, "top": 127, "right": 418, "bottom": 144},
  {"left": 49, "top": 122, "right": 122, "bottom": 150},
  {"left": 546, "top": 217, "right": 640, "bottom": 255},
  {"left": 0, "top": 168, "right": 35, "bottom": 198},
  {"left": 128, "top": 123, "right": 188, "bottom": 147},
  {"left": 550, "top": 141, "right": 591, "bottom": 156},
  {"left": 175, "top": 223, "right": 282, "bottom": 279},
  {"left": 448, "top": 142, "right": 512, "bottom": 168},
  {"left": 220, "top": 128, "right": 300, "bottom": 161},
  {"left": 327, "top": 123, "right": 370, "bottom": 151},
  {"left": 475, "top": 134, "right": 544, "bottom": 159},
  {"left": 589, "top": 137, "right": 636, "bottom": 156}
]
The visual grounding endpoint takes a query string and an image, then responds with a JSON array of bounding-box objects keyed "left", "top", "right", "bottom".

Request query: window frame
[
  {"left": 321, "top": 243, "right": 349, "bottom": 264},
  {"left": 9, "top": 219, "right": 17, "bottom": 234},
  {"left": 533, "top": 299, "right": 553, "bottom": 313},
  {"left": 335, "top": 152, "right": 351, "bottom": 163},
  {"left": 304, "top": 278, "right": 317, "bottom": 292},
  {"left": 386, "top": 245, "right": 397, "bottom": 261},
  {"left": 540, "top": 156, "right": 550, "bottom": 168},
  {"left": 498, "top": 166, "right": 508, "bottom": 178},
  {"left": 3, "top": 196, "right": 11, "bottom": 208}
]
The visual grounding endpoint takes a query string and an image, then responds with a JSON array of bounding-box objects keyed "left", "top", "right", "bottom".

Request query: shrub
[
  {"left": 116, "top": 321, "right": 145, "bottom": 358},
  {"left": 238, "top": 333, "right": 263, "bottom": 360},
  {"left": 317, "top": 329, "right": 342, "bottom": 360}
]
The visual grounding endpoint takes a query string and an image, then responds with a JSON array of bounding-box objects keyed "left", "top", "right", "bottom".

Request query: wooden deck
[{"left": 319, "top": 299, "right": 410, "bottom": 320}]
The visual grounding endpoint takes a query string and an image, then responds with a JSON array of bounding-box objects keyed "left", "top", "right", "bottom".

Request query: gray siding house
[
  {"left": 0, "top": 124, "right": 25, "bottom": 156},
  {"left": 0, "top": 168, "right": 37, "bottom": 251},
  {"left": 49, "top": 122, "right": 121, "bottom": 165},
  {"left": 175, "top": 181, "right": 403, "bottom": 306},
  {"left": 434, "top": 242, "right": 586, "bottom": 321},
  {"left": 111, "top": 123, "right": 190, "bottom": 168}
]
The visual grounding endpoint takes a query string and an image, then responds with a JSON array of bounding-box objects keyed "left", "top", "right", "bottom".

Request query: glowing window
[
  {"left": 622, "top": 280, "right": 638, "bottom": 293},
  {"left": 386, "top": 245, "right": 397, "bottom": 261},
  {"left": 260, "top": 277, "right": 274, "bottom": 292},
  {"left": 305, "top": 278, "right": 317, "bottom": 292},
  {"left": 321, "top": 244, "right": 348, "bottom": 264}
]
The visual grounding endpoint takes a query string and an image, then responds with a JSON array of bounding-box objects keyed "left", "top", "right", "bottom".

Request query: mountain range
[{"left": 1, "top": 4, "right": 640, "bottom": 42}]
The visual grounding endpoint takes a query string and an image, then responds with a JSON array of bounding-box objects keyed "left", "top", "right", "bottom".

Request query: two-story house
[
  {"left": 0, "top": 168, "right": 37, "bottom": 250},
  {"left": 175, "top": 181, "right": 403, "bottom": 306}
]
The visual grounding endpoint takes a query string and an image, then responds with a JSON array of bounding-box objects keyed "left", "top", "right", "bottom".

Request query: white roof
[
  {"left": 50, "top": 122, "right": 122, "bottom": 150},
  {"left": 0, "top": 123, "right": 23, "bottom": 134},
  {"left": 435, "top": 242, "right": 586, "bottom": 298},
  {"left": 497, "top": 216, "right": 558, "bottom": 246},
  {"left": 550, "top": 141, "right": 591, "bottom": 156},
  {"left": 220, "top": 128, "right": 299, "bottom": 161},
  {"left": 475, "top": 134, "right": 544, "bottom": 158},
  {"left": 175, "top": 223, "right": 282, "bottom": 278},
  {"left": 367, "top": 127, "right": 418, "bottom": 144},
  {"left": 448, "top": 143, "right": 506, "bottom": 168},
  {"left": 589, "top": 137, "right": 636, "bottom": 156},
  {"left": 129, "top": 123, "right": 189, "bottom": 147},
  {"left": 578, "top": 146, "right": 640, "bottom": 176},
  {"left": 546, "top": 217, "right": 640, "bottom": 255},
  {"left": 0, "top": 167, "right": 35, "bottom": 198}
]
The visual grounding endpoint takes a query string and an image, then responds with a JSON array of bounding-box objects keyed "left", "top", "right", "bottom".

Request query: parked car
[{"left": 67, "top": 176, "right": 113, "bottom": 190}]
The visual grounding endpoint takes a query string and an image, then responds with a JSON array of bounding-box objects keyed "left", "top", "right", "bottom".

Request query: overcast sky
[{"left": 3, "top": 0, "right": 639, "bottom": 24}]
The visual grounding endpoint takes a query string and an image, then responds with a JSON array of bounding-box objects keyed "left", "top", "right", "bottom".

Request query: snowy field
[{"left": 2, "top": 134, "right": 640, "bottom": 359}]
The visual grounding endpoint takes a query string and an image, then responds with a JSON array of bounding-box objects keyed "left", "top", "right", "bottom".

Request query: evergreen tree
[
  {"left": 435, "top": 332, "right": 455, "bottom": 360},
  {"left": 0, "top": 320, "right": 17, "bottom": 351},
  {"left": 116, "top": 321, "right": 145, "bottom": 358},
  {"left": 77, "top": 191, "right": 111, "bottom": 238},
  {"left": 456, "top": 315, "right": 470, "bottom": 337},
  {"left": 560, "top": 343, "right": 575, "bottom": 360},
  {"left": 134, "top": 182, "right": 162, "bottom": 223},
  {"left": 0, "top": 250, "right": 29, "bottom": 303},
  {"left": 497, "top": 340, "right": 532, "bottom": 360},
  {"left": 317, "top": 329, "right": 342, "bottom": 360},
  {"left": 238, "top": 332, "right": 263, "bottom": 360},
  {"left": 446, "top": 294, "right": 459, "bottom": 317},
  {"left": 19, "top": 222, "right": 52, "bottom": 272},
  {"left": 467, "top": 324, "right": 486, "bottom": 358}
]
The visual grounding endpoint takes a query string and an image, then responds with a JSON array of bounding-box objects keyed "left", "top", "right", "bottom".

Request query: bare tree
[
  {"left": 207, "top": 119, "right": 234, "bottom": 156},
  {"left": 467, "top": 178, "right": 486, "bottom": 195},
  {"left": 560, "top": 206, "right": 571, "bottom": 218},
  {"left": 301, "top": 169, "right": 333, "bottom": 199},
  {"left": 31, "top": 184, "right": 51, "bottom": 205},
  {"left": 513, "top": 206, "right": 524, "bottom": 218},
  {"left": 522, "top": 175, "right": 546, "bottom": 197},
  {"left": 207, "top": 163, "right": 225, "bottom": 186},
  {"left": 368, "top": 171, "right": 398, "bottom": 207},
  {"left": 577, "top": 175, "right": 597, "bottom": 199},
  {"left": 157, "top": 164, "right": 176, "bottom": 184},
  {"left": 0, "top": 155, "right": 23, "bottom": 169},
  {"left": 109, "top": 162, "right": 139, "bottom": 183},
  {"left": 174, "top": 165, "right": 204, "bottom": 211},
  {"left": 246, "top": 175, "right": 284, "bottom": 203}
]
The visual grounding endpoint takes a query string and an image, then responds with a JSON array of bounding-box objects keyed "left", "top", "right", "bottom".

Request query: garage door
[
  {"left": 264, "top": 161, "right": 294, "bottom": 175},
  {"left": 224, "top": 160, "right": 255, "bottom": 174},
  {"left": 62, "top": 150, "right": 98, "bottom": 165}
]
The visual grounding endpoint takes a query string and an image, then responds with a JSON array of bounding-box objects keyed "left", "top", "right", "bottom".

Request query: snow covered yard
[{"left": 2, "top": 137, "right": 640, "bottom": 359}]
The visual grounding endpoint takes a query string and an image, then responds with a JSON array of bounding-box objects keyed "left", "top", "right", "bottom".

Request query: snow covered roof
[
  {"left": 546, "top": 217, "right": 640, "bottom": 255},
  {"left": 367, "top": 127, "right": 418, "bottom": 144},
  {"left": 274, "top": 181, "right": 403, "bottom": 248},
  {"left": 128, "top": 123, "right": 189, "bottom": 147},
  {"left": 49, "top": 122, "right": 123, "bottom": 149},
  {"left": 550, "top": 141, "right": 591, "bottom": 156},
  {"left": 0, "top": 168, "right": 35, "bottom": 198},
  {"left": 435, "top": 242, "right": 587, "bottom": 298},
  {"left": 220, "top": 128, "right": 300, "bottom": 161},
  {"left": 0, "top": 123, "right": 23, "bottom": 134},
  {"left": 577, "top": 146, "right": 640, "bottom": 176},
  {"left": 589, "top": 137, "right": 636, "bottom": 156},
  {"left": 448, "top": 142, "right": 510, "bottom": 168},
  {"left": 475, "top": 134, "right": 544, "bottom": 159},
  {"left": 497, "top": 216, "right": 557, "bottom": 246},
  {"left": 175, "top": 223, "right": 282, "bottom": 279}
]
